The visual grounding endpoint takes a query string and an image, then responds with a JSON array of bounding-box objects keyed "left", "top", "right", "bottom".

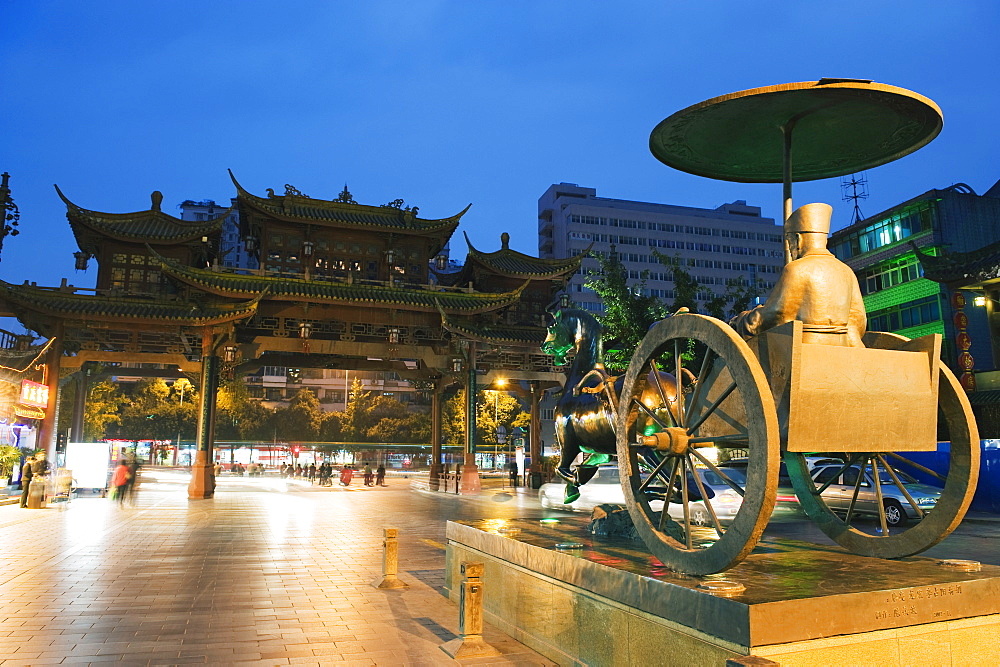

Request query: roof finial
[
  {"left": 335, "top": 184, "right": 356, "bottom": 204},
  {"left": 150, "top": 191, "right": 163, "bottom": 211},
  {"left": 501, "top": 232, "right": 510, "bottom": 250}
]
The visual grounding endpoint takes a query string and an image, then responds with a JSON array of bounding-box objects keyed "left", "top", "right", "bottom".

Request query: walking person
[
  {"left": 18, "top": 455, "right": 34, "bottom": 508},
  {"left": 376, "top": 463, "right": 386, "bottom": 486},
  {"left": 507, "top": 458, "right": 519, "bottom": 487},
  {"left": 363, "top": 462, "right": 373, "bottom": 486},
  {"left": 111, "top": 460, "right": 130, "bottom": 506},
  {"left": 339, "top": 465, "right": 353, "bottom": 486}
]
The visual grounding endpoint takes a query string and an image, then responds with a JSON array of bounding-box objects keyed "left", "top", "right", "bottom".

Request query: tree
[
  {"left": 84, "top": 379, "right": 123, "bottom": 440},
  {"left": 279, "top": 388, "right": 323, "bottom": 441},
  {"left": 441, "top": 389, "right": 466, "bottom": 446},
  {"left": 216, "top": 378, "right": 271, "bottom": 440},
  {"left": 583, "top": 248, "right": 665, "bottom": 373},
  {"left": 476, "top": 390, "right": 527, "bottom": 448}
]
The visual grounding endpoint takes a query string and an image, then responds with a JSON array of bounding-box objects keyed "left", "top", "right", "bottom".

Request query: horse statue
[{"left": 541, "top": 307, "right": 680, "bottom": 503}]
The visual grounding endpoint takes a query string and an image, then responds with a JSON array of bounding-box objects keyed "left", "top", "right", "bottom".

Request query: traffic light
[{"left": 56, "top": 433, "right": 67, "bottom": 454}]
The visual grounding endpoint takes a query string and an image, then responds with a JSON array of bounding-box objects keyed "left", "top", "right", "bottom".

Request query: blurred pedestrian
[
  {"left": 376, "top": 463, "right": 386, "bottom": 486},
  {"left": 339, "top": 465, "right": 353, "bottom": 486},
  {"left": 19, "top": 455, "right": 34, "bottom": 508},
  {"left": 507, "top": 459, "right": 518, "bottom": 487},
  {"left": 363, "top": 462, "right": 373, "bottom": 486},
  {"left": 111, "top": 460, "right": 130, "bottom": 505},
  {"left": 308, "top": 463, "right": 316, "bottom": 483},
  {"left": 124, "top": 459, "right": 140, "bottom": 504}
]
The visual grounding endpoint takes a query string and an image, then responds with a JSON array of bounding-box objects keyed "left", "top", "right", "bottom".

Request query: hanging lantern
[
  {"left": 388, "top": 326, "right": 400, "bottom": 344},
  {"left": 244, "top": 235, "right": 258, "bottom": 253},
  {"left": 386, "top": 248, "right": 395, "bottom": 265},
  {"left": 73, "top": 251, "right": 90, "bottom": 271},
  {"left": 452, "top": 357, "right": 463, "bottom": 373},
  {"left": 559, "top": 292, "right": 571, "bottom": 309},
  {"left": 299, "top": 322, "right": 313, "bottom": 339},
  {"left": 435, "top": 254, "right": 447, "bottom": 270},
  {"left": 222, "top": 345, "right": 238, "bottom": 363},
  {"left": 302, "top": 240, "right": 314, "bottom": 258}
]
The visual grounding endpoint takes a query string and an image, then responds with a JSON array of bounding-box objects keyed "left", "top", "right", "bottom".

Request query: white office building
[{"left": 538, "top": 183, "right": 784, "bottom": 313}]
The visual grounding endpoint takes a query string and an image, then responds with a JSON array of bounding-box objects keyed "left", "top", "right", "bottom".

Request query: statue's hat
[{"left": 785, "top": 202, "right": 832, "bottom": 235}]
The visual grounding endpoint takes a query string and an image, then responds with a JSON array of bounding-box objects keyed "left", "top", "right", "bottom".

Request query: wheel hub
[{"left": 643, "top": 427, "right": 690, "bottom": 455}]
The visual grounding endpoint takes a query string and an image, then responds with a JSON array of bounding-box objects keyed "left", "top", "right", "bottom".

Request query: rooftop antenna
[{"left": 840, "top": 172, "right": 869, "bottom": 224}]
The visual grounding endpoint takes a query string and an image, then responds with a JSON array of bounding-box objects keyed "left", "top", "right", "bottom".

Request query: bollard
[
  {"left": 372, "top": 528, "right": 409, "bottom": 589},
  {"left": 440, "top": 561, "right": 501, "bottom": 659}
]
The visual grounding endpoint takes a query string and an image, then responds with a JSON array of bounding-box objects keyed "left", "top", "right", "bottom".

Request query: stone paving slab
[{"left": 0, "top": 471, "right": 552, "bottom": 666}]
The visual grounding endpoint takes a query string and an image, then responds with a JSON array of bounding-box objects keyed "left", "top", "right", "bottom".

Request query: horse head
[
  {"left": 542, "top": 309, "right": 579, "bottom": 366},
  {"left": 542, "top": 307, "right": 605, "bottom": 367}
]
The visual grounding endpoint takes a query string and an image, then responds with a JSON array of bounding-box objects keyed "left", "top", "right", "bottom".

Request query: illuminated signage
[
  {"left": 14, "top": 404, "right": 45, "bottom": 420},
  {"left": 19, "top": 380, "right": 49, "bottom": 408}
]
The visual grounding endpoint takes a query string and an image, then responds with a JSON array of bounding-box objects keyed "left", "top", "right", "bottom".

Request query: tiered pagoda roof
[
  {"left": 916, "top": 241, "right": 1000, "bottom": 289},
  {"left": 0, "top": 281, "right": 260, "bottom": 334},
  {"left": 153, "top": 253, "right": 527, "bottom": 314},
  {"left": 440, "top": 315, "right": 548, "bottom": 346},
  {"left": 55, "top": 185, "right": 230, "bottom": 252},
  {"left": 230, "top": 171, "right": 469, "bottom": 239},
  {"left": 434, "top": 232, "right": 585, "bottom": 287}
]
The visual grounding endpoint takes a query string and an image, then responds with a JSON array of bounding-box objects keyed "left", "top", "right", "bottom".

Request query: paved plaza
[{"left": 0, "top": 471, "right": 552, "bottom": 666}]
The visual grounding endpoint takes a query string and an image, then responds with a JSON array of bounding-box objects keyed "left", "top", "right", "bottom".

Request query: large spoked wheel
[
  {"left": 616, "top": 314, "right": 780, "bottom": 575},
  {"left": 787, "top": 334, "right": 980, "bottom": 559}
]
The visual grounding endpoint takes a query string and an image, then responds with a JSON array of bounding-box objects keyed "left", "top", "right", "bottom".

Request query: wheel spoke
[
  {"left": 688, "top": 434, "right": 749, "bottom": 444},
  {"left": 674, "top": 339, "right": 685, "bottom": 427},
  {"left": 678, "top": 455, "right": 692, "bottom": 549},
  {"left": 886, "top": 452, "right": 946, "bottom": 482},
  {"left": 813, "top": 454, "right": 865, "bottom": 495},
  {"left": 871, "top": 456, "right": 890, "bottom": 535},
  {"left": 844, "top": 455, "right": 868, "bottom": 524},
  {"left": 648, "top": 359, "right": 678, "bottom": 428},
  {"left": 877, "top": 454, "right": 924, "bottom": 520},
  {"left": 687, "top": 453, "right": 725, "bottom": 536},
  {"left": 638, "top": 454, "right": 672, "bottom": 493},
  {"left": 632, "top": 397, "right": 671, "bottom": 431},
  {"left": 684, "top": 347, "right": 715, "bottom": 426},
  {"left": 689, "top": 448, "right": 745, "bottom": 497},
  {"left": 686, "top": 380, "right": 737, "bottom": 435},
  {"left": 658, "top": 457, "right": 680, "bottom": 532}
]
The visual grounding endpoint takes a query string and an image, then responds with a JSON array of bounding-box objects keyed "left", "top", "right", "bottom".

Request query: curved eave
[
  {"left": 439, "top": 313, "right": 546, "bottom": 347},
  {"left": 56, "top": 184, "right": 229, "bottom": 244},
  {"left": 156, "top": 255, "right": 526, "bottom": 314},
  {"left": 0, "top": 283, "right": 259, "bottom": 326},
  {"left": 229, "top": 170, "right": 467, "bottom": 235},
  {"left": 463, "top": 232, "right": 586, "bottom": 278},
  {"left": 914, "top": 242, "right": 1000, "bottom": 288}
]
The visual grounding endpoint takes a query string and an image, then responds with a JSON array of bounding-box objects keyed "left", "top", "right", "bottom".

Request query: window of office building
[
  {"left": 831, "top": 202, "right": 935, "bottom": 260},
  {"left": 867, "top": 295, "right": 941, "bottom": 332}
]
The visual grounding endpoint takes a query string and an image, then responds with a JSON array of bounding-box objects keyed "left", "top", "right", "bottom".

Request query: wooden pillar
[
  {"left": 70, "top": 363, "right": 89, "bottom": 444},
  {"left": 188, "top": 333, "right": 219, "bottom": 499},
  {"left": 429, "top": 379, "right": 443, "bottom": 491},
  {"left": 529, "top": 381, "right": 543, "bottom": 489},
  {"left": 459, "top": 342, "right": 481, "bottom": 494},
  {"left": 38, "top": 327, "right": 63, "bottom": 465}
]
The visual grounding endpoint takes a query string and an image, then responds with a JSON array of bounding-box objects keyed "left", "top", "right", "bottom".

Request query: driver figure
[{"left": 730, "top": 203, "right": 867, "bottom": 347}]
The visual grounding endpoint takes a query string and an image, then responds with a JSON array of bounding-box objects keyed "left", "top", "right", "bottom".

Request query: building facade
[
  {"left": 537, "top": 183, "right": 784, "bottom": 313},
  {"left": 829, "top": 179, "right": 1000, "bottom": 380}
]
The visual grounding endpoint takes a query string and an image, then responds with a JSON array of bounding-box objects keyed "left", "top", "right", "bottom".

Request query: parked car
[
  {"left": 719, "top": 456, "right": 844, "bottom": 515},
  {"left": 537, "top": 465, "right": 744, "bottom": 526},
  {"left": 809, "top": 464, "right": 942, "bottom": 526}
]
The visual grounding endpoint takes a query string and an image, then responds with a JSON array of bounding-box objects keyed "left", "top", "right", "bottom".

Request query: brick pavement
[{"left": 0, "top": 471, "right": 552, "bottom": 666}]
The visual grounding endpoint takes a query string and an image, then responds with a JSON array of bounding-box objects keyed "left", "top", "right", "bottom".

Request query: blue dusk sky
[{"left": 2, "top": 1, "right": 998, "bottom": 294}]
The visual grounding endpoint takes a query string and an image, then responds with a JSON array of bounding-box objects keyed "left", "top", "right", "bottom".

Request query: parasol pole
[{"left": 781, "top": 121, "right": 795, "bottom": 265}]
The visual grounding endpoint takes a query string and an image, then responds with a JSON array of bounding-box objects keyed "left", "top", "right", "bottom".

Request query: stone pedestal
[
  {"left": 445, "top": 517, "right": 1000, "bottom": 666},
  {"left": 458, "top": 452, "right": 481, "bottom": 495},
  {"left": 187, "top": 451, "right": 215, "bottom": 500}
]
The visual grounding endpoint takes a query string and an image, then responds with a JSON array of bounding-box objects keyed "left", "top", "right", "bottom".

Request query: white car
[{"left": 538, "top": 465, "right": 744, "bottom": 526}]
